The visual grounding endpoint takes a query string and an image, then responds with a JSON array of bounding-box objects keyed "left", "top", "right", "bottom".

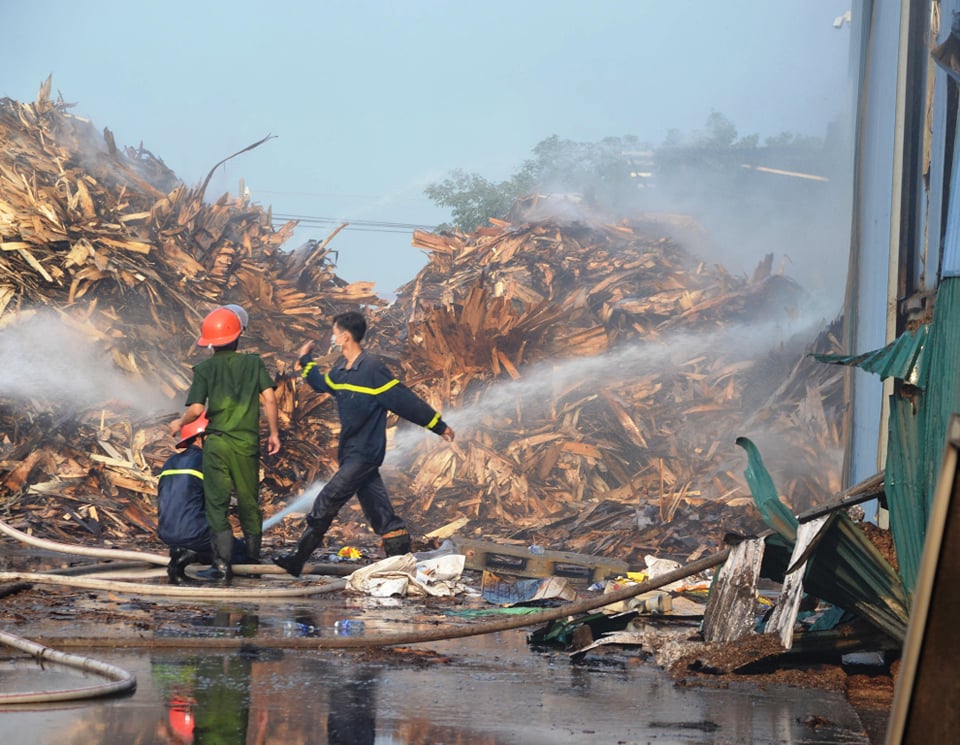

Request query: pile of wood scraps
[
  {"left": 0, "top": 80, "right": 378, "bottom": 543},
  {"left": 375, "top": 214, "right": 845, "bottom": 565},
  {"left": 0, "top": 81, "right": 845, "bottom": 569}
]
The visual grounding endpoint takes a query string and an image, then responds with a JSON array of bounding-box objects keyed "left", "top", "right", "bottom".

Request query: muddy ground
[{"left": 0, "top": 542, "right": 896, "bottom": 744}]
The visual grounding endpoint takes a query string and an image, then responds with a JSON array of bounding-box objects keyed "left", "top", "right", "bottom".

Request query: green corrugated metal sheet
[
  {"left": 803, "top": 513, "right": 909, "bottom": 641},
  {"left": 735, "top": 436, "right": 797, "bottom": 542},
  {"left": 918, "top": 278, "right": 960, "bottom": 518},
  {"left": 812, "top": 279, "right": 960, "bottom": 595},
  {"left": 737, "top": 437, "right": 909, "bottom": 641},
  {"left": 887, "top": 398, "right": 926, "bottom": 595},
  {"left": 813, "top": 324, "right": 930, "bottom": 388}
]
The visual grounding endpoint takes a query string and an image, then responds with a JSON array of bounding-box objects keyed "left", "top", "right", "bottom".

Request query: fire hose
[
  {"left": 0, "top": 516, "right": 728, "bottom": 649},
  {"left": 22, "top": 550, "right": 729, "bottom": 650},
  {"left": 0, "top": 516, "right": 346, "bottom": 594},
  {"left": 0, "top": 517, "right": 170, "bottom": 566},
  {"left": 0, "top": 517, "right": 301, "bottom": 579},
  {"left": 0, "top": 553, "right": 725, "bottom": 705},
  {"left": 0, "top": 629, "right": 137, "bottom": 704}
]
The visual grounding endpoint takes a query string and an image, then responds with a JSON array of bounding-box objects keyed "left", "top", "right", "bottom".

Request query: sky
[{"left": 3, "top": 1, "right": 855, "bottom": 297}]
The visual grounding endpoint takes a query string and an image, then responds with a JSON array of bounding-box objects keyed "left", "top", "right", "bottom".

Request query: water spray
[
  {"left": 386, "top": 306, "right": 833, "bottom": 462},
  {"left": 263, "top": 482, "right": 325, "bottom": 531}
]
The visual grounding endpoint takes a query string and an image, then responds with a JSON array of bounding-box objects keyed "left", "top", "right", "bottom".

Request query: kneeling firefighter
[{"left": 157, "top": 413, "right": 247, "bottom": 584}]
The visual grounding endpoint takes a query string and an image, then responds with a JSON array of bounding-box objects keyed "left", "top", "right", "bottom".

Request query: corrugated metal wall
[{"left": 848, "top": 0, "right": 960, "bottom": 593}]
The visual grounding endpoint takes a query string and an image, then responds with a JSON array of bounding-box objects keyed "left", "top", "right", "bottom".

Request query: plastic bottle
[
  {"left": 334, "top": 619, "right": 365, "bottom": 636},
  {"left": 528, "top": 544, "right": 545, "bottom": 555},
  {"left": 282, "top": 621, "right": 313, "bottom": 637}
]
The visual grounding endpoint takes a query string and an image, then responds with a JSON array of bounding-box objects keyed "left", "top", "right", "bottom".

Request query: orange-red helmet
[
  {"left": 176, "top": 412, "right": 209, "bottom": 449},
  {"left": 197, "top": 307, "right": 242, "bottom": 347}
]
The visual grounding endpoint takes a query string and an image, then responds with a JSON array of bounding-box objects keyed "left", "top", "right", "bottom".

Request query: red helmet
[
  {"left": 176, "top": 412, "right": 209, "bottom": 448},
  {"left": 197, "top": 307, "right": 242, "bottom": 347}
]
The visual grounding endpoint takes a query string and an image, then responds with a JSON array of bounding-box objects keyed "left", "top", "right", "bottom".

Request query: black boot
[
  {"left": 243, "top": 533, "right": 263, "bottom": 578},
  {"left": 245, "top": 533, "right": 262, "bottom": 564},
  {"left": 208, "top": 530, "right": 235, "bottom": 586},
  {"left": 272, "top": 526, "right": 324, "bottom": 577},
  {"left": 381, "top": 529, "right": 412, "bottom": 557},
  {"left": 167, "top": 548, "right": 199, "bottom": 585}
]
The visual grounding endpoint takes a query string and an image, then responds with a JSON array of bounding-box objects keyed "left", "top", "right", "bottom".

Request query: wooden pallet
[{"left": 450, "top": 536, "right": 628, "bottom": 583}]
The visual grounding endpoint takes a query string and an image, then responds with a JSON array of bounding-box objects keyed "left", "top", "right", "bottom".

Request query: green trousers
[{"left": 202, "top": 434, "right": 262, "bottom": 536}]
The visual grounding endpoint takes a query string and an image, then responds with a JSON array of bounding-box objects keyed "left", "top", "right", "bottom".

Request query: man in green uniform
[{"left": 171, "top": 306, "right": 281, "bottom": 584}]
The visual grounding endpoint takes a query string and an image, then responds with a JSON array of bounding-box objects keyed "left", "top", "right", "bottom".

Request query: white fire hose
[
  {"left": 0, "top": 516, "right": 346, "bottom": 597},
  {"left": 0, "top": 629, "right": 137, "bottom": 704}
]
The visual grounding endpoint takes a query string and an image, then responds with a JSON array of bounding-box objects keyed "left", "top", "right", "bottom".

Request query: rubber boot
[
  {"left": 210, "top": 530, "right": 235, "bottom": 586},
  {"left": 272, "top": 526, "right": 324, "bottom": 578},
  {"left": 381, "top": 529, "right": 412, "bottom": 557},
  {"left": 245, "top": 533, "right": 262, "bottom": 563},
  {"left": 243, "top": 533, "right": 263, "bottom": 579},
  {"left": 167, "top": 548, "right": 202, "bottom": 585}
]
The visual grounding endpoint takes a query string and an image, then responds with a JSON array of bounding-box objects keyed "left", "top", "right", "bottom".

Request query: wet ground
[{"left": 0, "top": 548, "right": 893, "bottom": 744}]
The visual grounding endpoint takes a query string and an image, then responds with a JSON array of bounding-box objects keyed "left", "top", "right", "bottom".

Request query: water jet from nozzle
[{"left": 264, "top": 481, "right": 325, "bottom": 531}]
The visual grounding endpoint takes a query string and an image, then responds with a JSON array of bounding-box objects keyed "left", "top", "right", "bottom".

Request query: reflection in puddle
[{"left": 1, "top": 609, "right": 871, "bottom": 745}]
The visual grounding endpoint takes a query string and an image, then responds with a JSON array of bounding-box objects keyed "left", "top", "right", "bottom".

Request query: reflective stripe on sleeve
[{"left": 159, "top": 468, "right": 204, "bottom": 480}]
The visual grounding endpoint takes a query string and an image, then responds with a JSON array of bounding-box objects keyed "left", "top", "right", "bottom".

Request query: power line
[{"left": 271, "top": 213, "right": 440, "bottom": 235}]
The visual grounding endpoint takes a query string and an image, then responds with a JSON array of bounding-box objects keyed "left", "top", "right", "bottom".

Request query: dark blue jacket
[
  {"left": 300, "top": 350, "right": 448, "bottom": 465},
  {"left": 157, "top": 445, "right": 210, "bottom": 551}
]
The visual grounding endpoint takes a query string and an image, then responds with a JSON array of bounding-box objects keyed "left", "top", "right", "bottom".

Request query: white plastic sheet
[{"left": 346, "top": 552, "right": 467, "bottom": 597}]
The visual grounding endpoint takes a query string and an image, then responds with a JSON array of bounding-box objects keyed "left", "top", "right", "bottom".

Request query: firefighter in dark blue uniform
[
  {"left": 273, "top": 311, "right": 456, "bottom": 577},
  {"left": 158, "top": 414, "right": 212, "bottom": 584},
  {"left": 158, "top": 413, "right": 247, "bottom": 584}
]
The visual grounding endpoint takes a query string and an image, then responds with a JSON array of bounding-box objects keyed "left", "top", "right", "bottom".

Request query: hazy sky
[{"left": 4, "top": 1, "right": 854, "bottom": 296}]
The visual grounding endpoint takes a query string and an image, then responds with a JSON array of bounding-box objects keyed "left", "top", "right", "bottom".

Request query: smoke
[
  {"left": 640, "top": 170, "right": 853, "bottom": 307},
  {"left": 511, "top": 111, "right": 857, "bottom": 311},
  {"left": 0, "top": 311, "right": 171, "bottom": 414}
]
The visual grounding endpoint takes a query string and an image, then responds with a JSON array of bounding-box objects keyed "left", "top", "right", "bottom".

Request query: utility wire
[{"left": 272, "top": 213, "right": 440, "bottom": 235}]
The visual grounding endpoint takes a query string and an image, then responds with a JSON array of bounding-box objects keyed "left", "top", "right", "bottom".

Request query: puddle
[{"left": 0, "top": 606, "right": 872, "bottom": 744}]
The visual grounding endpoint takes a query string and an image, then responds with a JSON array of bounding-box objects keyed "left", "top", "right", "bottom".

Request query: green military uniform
[{"left": 185, "top": 350, "right": 275, "bottom": 536}]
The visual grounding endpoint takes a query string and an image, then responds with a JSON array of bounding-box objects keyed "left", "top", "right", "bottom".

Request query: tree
[
  {"left": 424, "top": 134, "right": 646, "bottom": 232},
  {"left": 424, "top": 114, "right": 828, "bottom": 232},
  {"left": 424, "top": 166, "right": 541, "bottom": 233}
]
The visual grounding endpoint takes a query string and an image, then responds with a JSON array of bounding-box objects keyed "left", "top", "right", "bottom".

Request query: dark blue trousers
[{"left": 307, "top": 460, "right": 405, "bottom": 537}]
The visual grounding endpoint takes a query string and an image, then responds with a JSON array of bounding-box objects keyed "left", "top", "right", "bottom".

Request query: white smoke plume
[{"left": 0, "top": 311, "right": 172, "bottom": 415}]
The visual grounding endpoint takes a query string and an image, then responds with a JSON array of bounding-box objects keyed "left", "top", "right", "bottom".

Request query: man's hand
[
  {"left": 267, "top": 432, "right": 281, "bottom": 455},
  {"left": 441, "top": 426, "right": 456, "bottom": 443},
  {"left": 295, "top": 340, "right": 316, "bottom": 369},
  {"left": 167, "top": 418, "right": 182, "bottom": 437}
]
